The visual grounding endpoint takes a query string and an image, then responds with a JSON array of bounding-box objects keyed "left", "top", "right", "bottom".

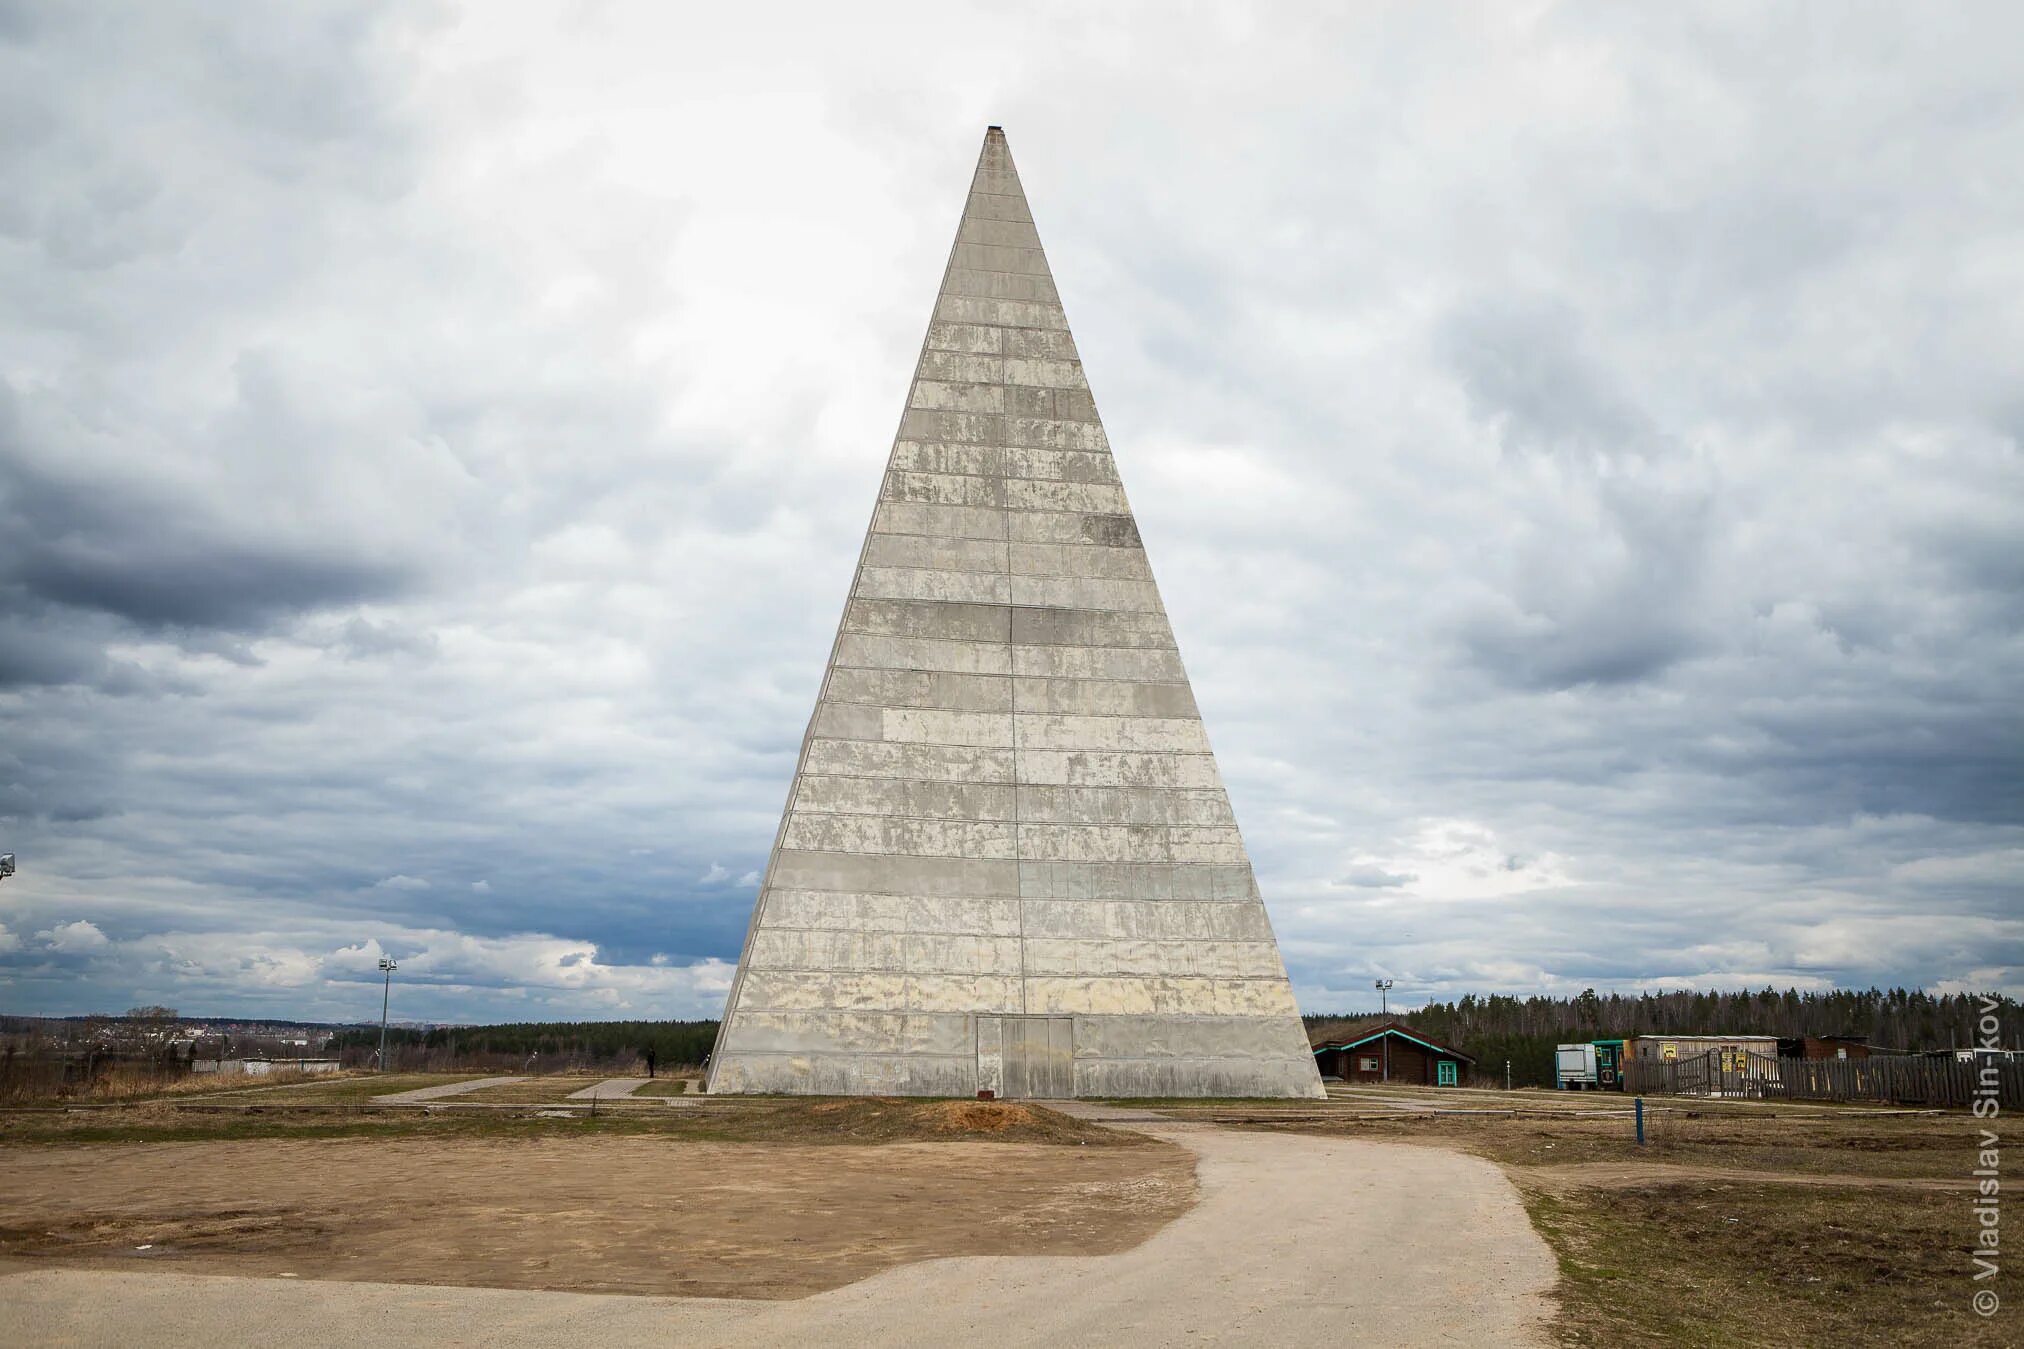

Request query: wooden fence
[{"left": 1623, "top": 1050, "right": 2022, "bottom": 1108}]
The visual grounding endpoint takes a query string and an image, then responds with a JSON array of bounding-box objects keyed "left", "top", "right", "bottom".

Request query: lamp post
[
  {"left": 1374, "top": 979, "right": 1395, "bottom": 1083},
  {"left": 377, "top": 956, "right": 398, "bottom": 1072}
]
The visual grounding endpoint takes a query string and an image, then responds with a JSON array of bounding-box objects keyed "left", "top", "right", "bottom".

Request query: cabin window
[
  {"left": 1436, "top": 1060, "right": 1458, "bottom": 1086},
  {"left": 1357, "top": 1056, "right": 1380, "bottom": 1073}
]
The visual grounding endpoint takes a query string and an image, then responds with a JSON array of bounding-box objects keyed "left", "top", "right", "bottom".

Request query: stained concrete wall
[{"left": 707, "top": 128, "right": 1323, "bottom": 1100}]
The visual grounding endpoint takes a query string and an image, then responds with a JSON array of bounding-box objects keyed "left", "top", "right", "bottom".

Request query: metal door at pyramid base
[{"left": 976, "top": 1015, "right": 1074, "bottom": 1099}]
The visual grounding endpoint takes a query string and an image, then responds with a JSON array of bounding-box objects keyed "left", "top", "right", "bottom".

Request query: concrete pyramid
[{"left": 707, "top": 128, "right": 1322, "bottom": 1099}]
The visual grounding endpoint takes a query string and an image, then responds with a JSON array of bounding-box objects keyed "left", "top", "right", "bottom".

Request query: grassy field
[
  {"left": 1218, "top": 1086, "right": 2014, "bottom": 1347},
  {"left": 633, "top": 1077, "right": 698, "bottom": 1096},
  {"left": 211, "top": 1071, "right": 501, "bottom": 1103},
  {"left": 1528, "top": 1179, "right": 2005, "bottom": 1347},
  {"left": 1, "top": 1066, "right": 375, "bottom": 1107}
]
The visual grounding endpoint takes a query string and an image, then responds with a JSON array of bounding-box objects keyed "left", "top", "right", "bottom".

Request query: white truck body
[{"left": 1556, "top": 1042, "right": 1598, "bottom": 1089}]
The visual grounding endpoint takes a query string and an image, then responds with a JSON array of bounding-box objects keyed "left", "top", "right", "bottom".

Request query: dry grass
[
  {"left": 632, "top": 1078, "right": 696, "bottom": 1097},
  {"left": 1212, "top": 1087, "right": 2016, "bottom": 1347},
  {"left": 0, "top": 1095, "right": 1142, "bottom": 1149},
  {"left": 1530, "top": 1181, "right": 2014, "bottom": 1347},
  {"left": 3, "top": 1065, "right": 357, "bottom": 1106}
]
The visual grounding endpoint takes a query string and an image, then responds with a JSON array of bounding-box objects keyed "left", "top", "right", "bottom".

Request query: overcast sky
[{"left": 1, "top": 3, "right": 2019, "bottom": 1025}]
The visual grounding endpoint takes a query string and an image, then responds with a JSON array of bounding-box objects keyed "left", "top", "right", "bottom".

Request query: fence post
[{"left": 1635, "top": 1096, "right": 1645, "bottom": 1146}]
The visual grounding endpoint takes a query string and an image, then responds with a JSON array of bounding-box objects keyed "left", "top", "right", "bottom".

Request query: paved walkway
[
  {"left": 564, "top": 1078, "right": 651, "bottom": 1101},
  {"left": 0, "top": 1113, "right": 1555, "bottom": 1347},
  {"left": 371, "top": 1076, "right": 526, "bottom": 1104}
]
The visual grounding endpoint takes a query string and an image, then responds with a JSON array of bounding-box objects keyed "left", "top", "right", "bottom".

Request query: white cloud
[{"left": 37, "top": 920, "right": 110, "bottom": 954}]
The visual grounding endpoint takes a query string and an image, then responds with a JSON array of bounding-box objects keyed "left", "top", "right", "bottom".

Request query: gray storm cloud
[{"left": 0, "top": 2, "right": 2018, "bottom": 1021}]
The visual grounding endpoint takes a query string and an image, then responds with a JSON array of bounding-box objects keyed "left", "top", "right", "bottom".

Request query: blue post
[{"left": 1635, "top": 1096, "right": 1645, "bottom": 1145}]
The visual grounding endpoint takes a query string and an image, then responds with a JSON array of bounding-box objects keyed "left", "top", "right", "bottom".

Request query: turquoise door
[{"left": 1437, "top": 1060, "right": 1457, "bottom": 1086}]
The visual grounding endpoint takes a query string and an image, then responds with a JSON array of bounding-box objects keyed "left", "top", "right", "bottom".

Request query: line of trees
[
  {"left": 1306, "top": 987, "right": 2021, "bottom": 1088},
  {"left": 323, "top": 1018, "right": 719, "bottom": 1070}
]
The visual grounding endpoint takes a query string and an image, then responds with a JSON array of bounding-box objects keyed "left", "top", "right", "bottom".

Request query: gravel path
[
  {"left": 563, "top": 1078, "right": 650, "bottom": 1100},
  {"left": 371, "top": 1076, "right": 527, "bottom": 1103},
  {"left": 0, "top": 1115, "right": 1556, "bottom": 1347}
]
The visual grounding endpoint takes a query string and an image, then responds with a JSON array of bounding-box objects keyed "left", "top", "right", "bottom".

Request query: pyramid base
[{"left": 707, "top": 1012, "right": 1326, "bottom": 1099}]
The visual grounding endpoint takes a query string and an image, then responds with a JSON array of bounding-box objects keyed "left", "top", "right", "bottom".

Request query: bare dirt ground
[
  {"left": 0, "top": 1113, "right": 1556, "bottom": 1348},
  {"left": 0, "top": 1119, "right": 1191, "bottom": 1299}
]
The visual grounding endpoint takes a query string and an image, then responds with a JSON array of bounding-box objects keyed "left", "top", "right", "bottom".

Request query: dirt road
[{"left": 1, "top": 1118, "right": 1554, "bottom": 1347}]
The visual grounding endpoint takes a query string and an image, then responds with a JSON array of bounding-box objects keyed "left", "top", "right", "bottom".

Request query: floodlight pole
[
  {"left": 1375, "top": 979, "right": 1395, "bottom": 1083},
  {"left": 377, "top": 956, "right": 398, "bottom": 1072}
]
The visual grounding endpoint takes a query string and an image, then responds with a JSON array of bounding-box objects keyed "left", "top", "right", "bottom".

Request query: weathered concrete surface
[
  {"left": 371, "top": 1076, "right": 526, "bottom": 1103},
  {"left": 709, "top": 127, "right": 1322, "bottom": 1100},
  {"left": 563, "top": 1078, "right": 649, "bottom": 1100},
  {"left": 0, "top": 1126, "right": 1554, "bottom": 1347}
]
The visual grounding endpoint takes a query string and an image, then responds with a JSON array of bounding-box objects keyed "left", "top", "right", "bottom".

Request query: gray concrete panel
[
  {"left": 1008, "top": 541, "right": 1151, "bottom": 579},
  {"left": 1014, "top": 715, "right": 1212, "bottom": 754},
  {"left": 801, "top": 738, "right": 1016, "bottom": 783},
  {"left": 795, "top": 775, "right": 1018, "bottom": 821},
  {"left": 1009, "top": 574, "right": 1162, "bottom": 611},
  {"left": 862, "top": 532, "right": 1007, "bottom": 573},
  {"left": 956, "top": 216, "right": 1042, "bottom": 248},
  {"left": 811, "top": 702, "right": 883, "bottom": 741},
  {"left": 832, "top": 635, "right": 1011, "bottom": 676},
  {"left": 1003, "top": 416, "right": 1109, "bottom": 451},
  {"left": 1013, "top": 678, "right": 1200, "bottom": 718},
  {"left": 1010, "top": 606, "right": 1175, "bottom": 649},
  {"left": 1018, "top": 861, "right": 1259, "bottom": 901},
  {"left": 884, "top": 469, "right": 1006, "bottom": 508},
  {"left": 843, "top": 598, "right": 1010, "bottom": 643},
  {"left": 909, "top": 380, "right": 1005, "bottom": 413},
  {"left": 1016, "top": 784, "right": 1232, "bottom": 826},
  {"left": 784, "top": 812, "right": 1017, "bottom": 859},
  {"left": 1004, "top": 511, "right": 1142, "bottom": 546},
  {"left": 870, "top": 502, "right": 1006, "bottom": 540},
  {"left": 1011, "top": 645, "right": 1186, "bottom": 682},
  {"left": 962, "top": 191, "right": 1034, "bottom": 224},
  {"left": 824, "top": 668, "right": 1013, "bottom": 713},
  {"left": 769, "top": 849, "right": 1021, "bottom": 898},
  {"left": 1005, "top": 327, "right": 1079, "bottom": 360},
  {"left": 1016, "top": 750, "right": 1224, "bottom": 789},
  {"left": 854, "top": 566, "right": 1010, "bottom": 604},
  {"left": 925, "top": 320, "right": 1005, "bottom": 353}
]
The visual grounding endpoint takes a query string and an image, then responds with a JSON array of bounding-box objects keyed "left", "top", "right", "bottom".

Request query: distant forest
[
  {"left": 1306, "top": 987, "right": 2021, "bottom": 1088},
  {"left": 324, "top": 1018, "right": 719, "bottom": 1068},
  {"left": 313, "top": 987, "right": 2019, "bottom": 1084}
]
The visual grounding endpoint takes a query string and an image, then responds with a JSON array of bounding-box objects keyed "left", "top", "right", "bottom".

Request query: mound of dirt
[
  {"left": 916, "top": 1101, "right": 1040, "bottom": 1133},
  {"left": 767, "top": 1098, "right": 1134, "bottom": 1146}
]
